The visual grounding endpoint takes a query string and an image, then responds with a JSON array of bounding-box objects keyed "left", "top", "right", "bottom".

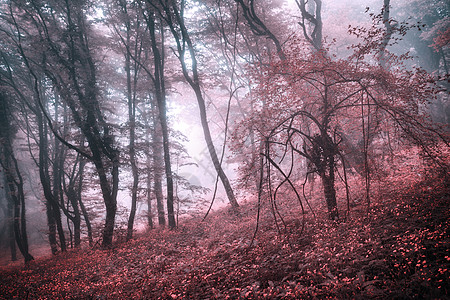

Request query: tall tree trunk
[
  {"left": 77, "top": 158, "right": 92, "bottom": 246},
  {"left": 380, "top": 0, "right": 393, "bottom": 69},
  {"left": 13, "top": 178, "right": 34, "bottom": 263},
  {"left": 0, "top": 92, "right": 33, "bottom": 263},
  {"left": 89, "top": 149, "right": 118, "bottom": 248},
  {"left": 61, "top": 105, "right": 82, "bottom": 248},
  {"left": 193, "top": 85, "right": 239, "bottom": 209},
  {"left": 125, "top": 40, "right": 139, "bottom": 241},
  {"left": 3, "top": 172, "right": 17, "bottom": 261},
  {"left": 45, "top": 201, "right": 58, "bottom": 254},
  {"left": 147, "top": 13, "right": 176, "bottom": 228},
  {"left": 161, "top": 2, "right": 239, "bottom": 209},
  {"left": 51, "top": 98, "right": 67, "bottom": 252},
  {"left": 72, "top": 202, "right": 81, "bottom": 247},
  {"left": 146, "top": 150, "right": 154, "bottom": 229},
  {"left": 1, "top": 138, "right": 34, "bottom": 262},
  {"left": 152, "top": 106, "right": 166, "bottom": 227},
  {"left": 143, "top": 104, "right": 155, "bottom": 229},
  {"left": 36, "top": 102, "right": 66, "bottom": 253},
  {"left": 159, "top": 104, "right": 176, "bottom": 229},
  {"left": 144, "top": 105, "right": 156, "bottom": 229},
  {"left": 66, "top": 184, "right": 81, "bottom": 247}
]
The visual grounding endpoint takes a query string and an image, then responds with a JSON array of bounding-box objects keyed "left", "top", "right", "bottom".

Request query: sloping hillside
[{"left": 0, "top": 176, "right": 449, "bottom": 299}]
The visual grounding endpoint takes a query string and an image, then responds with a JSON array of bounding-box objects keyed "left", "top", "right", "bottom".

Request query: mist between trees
[{"left": 0, "top": 0, "right": 448, "bottom": 263}]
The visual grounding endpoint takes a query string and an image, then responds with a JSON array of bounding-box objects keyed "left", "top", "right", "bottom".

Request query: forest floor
[{"left": 0, "top": 174, "right": 449, "bottom": 299}]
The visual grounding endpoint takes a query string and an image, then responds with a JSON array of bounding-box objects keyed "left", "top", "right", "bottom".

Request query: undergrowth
[{"left": 0, "top": 175, "right": 449, "bottom": 299}]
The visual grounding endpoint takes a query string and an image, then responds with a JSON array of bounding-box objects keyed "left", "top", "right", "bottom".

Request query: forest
[{"left": 0, "top": 0, "right": 449, "bottom": 298}]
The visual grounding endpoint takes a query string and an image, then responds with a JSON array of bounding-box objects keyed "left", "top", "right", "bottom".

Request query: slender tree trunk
[
  {"left": 160, "top": 110, "right": 176, "bottom": 229},
  {"left": 62, "top": 108, "right": 82, "bottom": 247},
  {"left": 13, "top": 191, "right": 33, "bottom": 262},
  {"left": 79, "top": 197, "right": 92, "bottom": 246},
  {"left": 146, "top": 150, "right": 154, "bottom": 229},
  {"left": 51, "top": 116, "right": 67, "bottom": 252},
  {"left": 41, "top": 118, "right": 57, "bottom": 254},
  {"left": 296, "top": 0, "right": 323, "bottom": 51},
  {"left": 77, "top": 158, "right": 92, "bottom": 246},
  {"left": 0, "top": 93, "right": 33, "bottom": 263},
  {"left": 380, "top": 0, "right": 392, "bottom": 69},
  {"left": 8, "top": 208, "right": 17, "bottom": 261},
  {"left": 36, "top": 102, "right": 66, "bottom": 252},
  {"left": 197, "top": 86, "right": 239, "bottom": 209},
  {"left": 9, "top": 219, "right": 17, "bottom": 261},
  {"left": 144, "top": 106, "right": 155, "bottom": 229},
  {"left": 162, "top": 2, "right": 239, "bottom": 209},
  {"left": 152, "top": 107, "right": 166, "bottom": 227},
  {"left": 143, "top": 107, "right": 157, "bottom": 229},
  {"left": 65, "top": 151, "right": 87, "bottom": 247},
  {"left": 66, "top": 184, "right": 81, "bottom": 247},
  {"left": 73, "top": 206, "right": 81, "bottom": 247},
  {"left": 54, "top": 204, "right": 66, "bottom": 251},
  {"left": 147, "top": 14, "right": 176, "bottom": 228},
  {"left": 125, "top": 39, "right": 139, "bottom": 241},
  {"left": 4, "top": 173, "right": 17, "bottom": 261},
  {"left": 2, "top": 147, "right": 34, "bottom": 262}
]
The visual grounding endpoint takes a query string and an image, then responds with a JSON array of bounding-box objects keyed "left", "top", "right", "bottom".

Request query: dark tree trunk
[
  {"left": 125, "top": 43, "right": 139, "bottom": 241},
  {"left": 2, "top": 145, "right": 34, "bottom": 262},
  {"left": 52, "top": 98, "right": 69, "bottom": 251},
  {"left": 311, "top": 133, "right": 339, "bottom": 220},
  {"left": 380, "top": 0, "right": 393, "bottom": 69},
  {"left": 45, "top": 201, "right": 58, "bottom": 254},
  {"left": 146, "top": 156, "right": 154, "bottom": 229},
  {"left": 0, "top": 92, "right": 33, "bottom": 263},
  {"left": 8, "top": 206, "right": 17, "bottom": 261},
  {"left": 14, "top": 187, "right": 34, "bottom": 263},
  {"left": 147, "top": 13, "right": 176, "bottom": 229},
  {"left": 144, "top": 107, "right": 155, "bottom": 229},
  {"left": 77, "top": 158, "right": 93, "bottom": 246},
  {"left": 89, "top": 150, "right": 118, "bottom": 248},
  {"left": 296, "top": 0, "right": 323, "bottom": 51},
  {"left": 36, "top": 104, "right": 66, "bottom": 253},
  {"left": 73, "top": 208, "right": 81, "bottom": 247},
  {"left": 54, "top": 203, "right": 66, "bottom": 251},
  {"left": 62, "top": 148, "right": 86, "bottom": 248},
  {"left": 144, "top": 108, "right": 154, "bottom": 229},
  {"left": 6, "top": 1, "right": 119, "bottom": 248},
  {"left": 4, "top": 173, "right": 17, "bottom": 261},
  {"left": 79, "top": 196, "right": 92, "bottom": 246},
  {"left": 53, "top": 162, "right": 67, "bottom": 252},
  {"left": 66, "top": 185, "right": 81, "bottom": 247},
  {"left": 320, "top": 171, "right": 338, "bottom": 221}
]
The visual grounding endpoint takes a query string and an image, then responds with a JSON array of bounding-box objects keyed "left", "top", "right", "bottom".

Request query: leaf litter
[{"left": 0, "top": 176, "right": 448, "bottom": 299}]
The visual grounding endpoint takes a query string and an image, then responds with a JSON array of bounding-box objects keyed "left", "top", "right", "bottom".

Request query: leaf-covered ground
[{"left": 1, "top": 176, "right": 449, "bottom": 299}]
